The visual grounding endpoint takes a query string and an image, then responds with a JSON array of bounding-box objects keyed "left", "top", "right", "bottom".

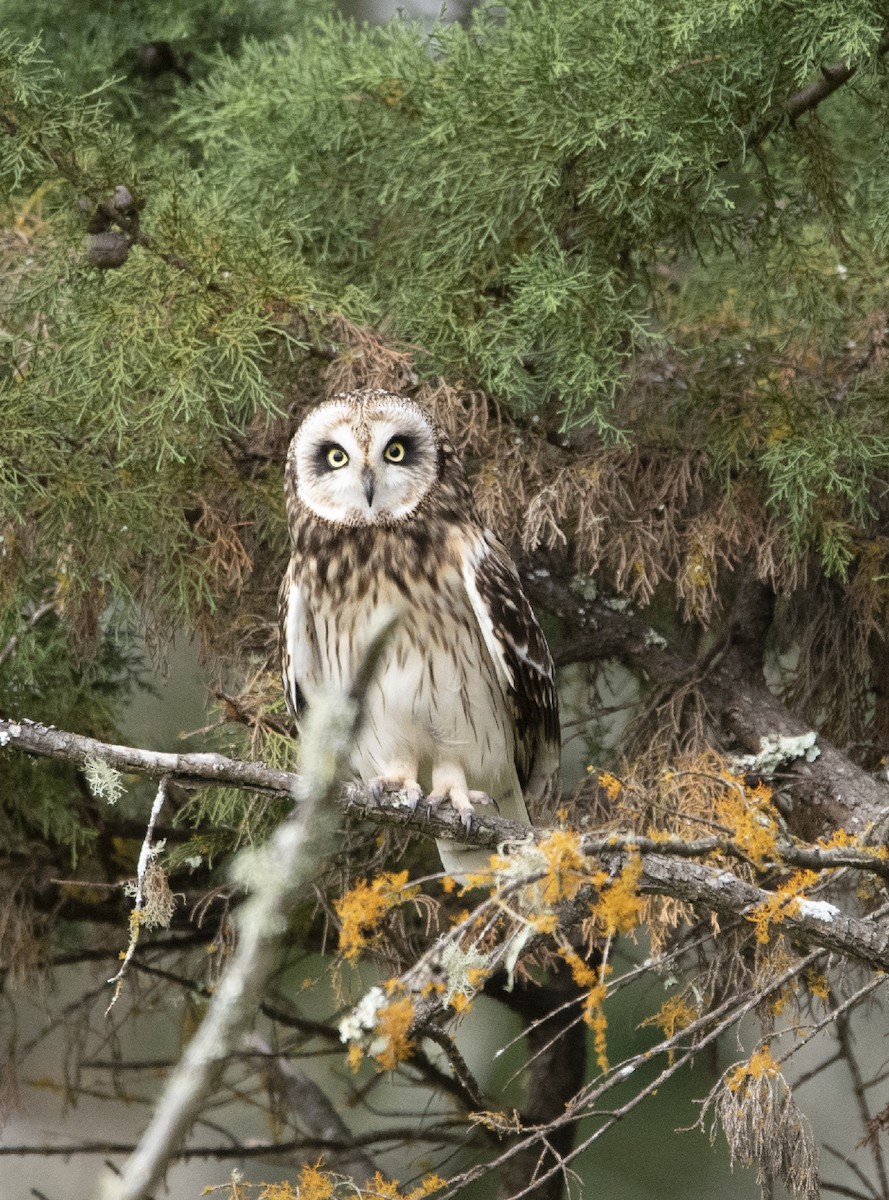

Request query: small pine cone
[
  {"left": 86, "top": 230, "right": 130, "bottom": 269},
  {"left": 113, "top": 185, "right": 135, "bottom": 213}
]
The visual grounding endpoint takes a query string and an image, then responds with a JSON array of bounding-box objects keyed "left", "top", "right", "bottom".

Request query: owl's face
[{"left": 289, "top": 393, "right": 441, "bottom": 526}]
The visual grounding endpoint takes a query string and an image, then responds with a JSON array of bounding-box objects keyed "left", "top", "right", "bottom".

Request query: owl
[{"left": 278, "top": 389, "right": 560, "bottom": 876}]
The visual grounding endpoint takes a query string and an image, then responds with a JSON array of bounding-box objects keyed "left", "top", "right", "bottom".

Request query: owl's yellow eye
[
  {"left": 326, "top": 446, "right": 349, "bottom": 469},
  {"left": 384, "top": 440, "right": 406, "bottom": 464}
]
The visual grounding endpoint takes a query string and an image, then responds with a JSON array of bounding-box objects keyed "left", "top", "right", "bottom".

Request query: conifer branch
[
  {"left": 784, "top": 30, "right": 889, "bottom": 125},
  {"left": 747, "top": 27, "right": 889, "bottom": 149}
]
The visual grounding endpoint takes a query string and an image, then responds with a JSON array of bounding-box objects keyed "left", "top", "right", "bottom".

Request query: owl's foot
[
  {"left": 426, "top": 787, "right": 499, "bottom": 835},
  {"left": 369, "top": 774, "right": 423, "bottom": 812}
]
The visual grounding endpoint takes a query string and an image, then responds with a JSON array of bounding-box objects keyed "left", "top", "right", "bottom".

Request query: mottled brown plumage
[{"left": 279, "top": 389, "right": 560, "bottom": 874}]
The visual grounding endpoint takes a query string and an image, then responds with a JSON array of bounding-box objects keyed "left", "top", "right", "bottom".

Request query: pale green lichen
[
  {"left": 83, "top": 755, "right": 125, "bottom": 805},
  {"left": 731, "top": 732, "right": 820, "bottom": 776}
]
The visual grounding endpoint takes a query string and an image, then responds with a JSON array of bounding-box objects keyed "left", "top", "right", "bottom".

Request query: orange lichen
[
  {"left": 537, "top": 828, "right": 588, "bottom": 903},
  {"left": 463, "top": 854, "right": 509, "bottom": 891},
  {"left": 366, "top": 1173, "right": 445, "bottom": 1200},
  {"left": 294, "top": 1163, "right": 334, "bottom": 1200},
  {"left": 592, "top": 853, "right": 644, "bottom": 936},
  {"left": 466, "top": 966, "right": 490, "bottom": 989},
  {"left": 371, "top": 995, "right": 416, "bottom": 1071},
  {"left": 770, "top": 987, "right": 790, "bottom": 1018},
  {"left": 725, "top": 1046, "right": 781, "bottom": 1092},
  {"left": 560, "top": 947, "right": 610, "bottom": 1071},
  {"left": 589, "top": 991, "right": 609, "bottom": 1074},
  {"left": 530, "top": 913, "right": 558, "bottom": 934},
  {"left": 806, "top": 970, "right": 830, "bottom": 1001},
  {"left": 747, "top": 869, "right": 820, "bottom": 944},
  {"left": 334, "top": 871, "right": 418, "bottom": 961},
  {"left": 640, "top": 994, "right": 698, "bottom": 1058},
  {"left": 716, "top": 776, "right": 779, "bottom": 869},
  {"left": 598, "top": 772, "right": 623, "bottom": 800},
  {"left": 561, "top": 947, "right": 598, "bottom": 990},
  {"left": 256, "top": 1183, "right": 298, "bottom": 1200},
  {"left": 816, "top": 829, "right": 857, "bottom": 849}
]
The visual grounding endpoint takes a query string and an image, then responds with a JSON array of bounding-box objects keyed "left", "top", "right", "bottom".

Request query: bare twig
[
  {"left": 823, "top": 1144, "right": 882, "bottom": 1200},
  {"left": 445, "top": 951, "right": 826, "bottom": 1200},
  {"left": 780, "top": 976, "right": 887, "bottom": 1075},
  {"left": 420, "top": 1025, "right": 487, "bottom": 1111},
  {"left": 836, "top": 1011, "right": 889, "bottom": 1198},
  {"left": 105, "top": 776, "right": 171, "bottom": 1015}
]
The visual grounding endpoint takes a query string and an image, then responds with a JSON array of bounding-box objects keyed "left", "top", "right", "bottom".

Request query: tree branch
[
  {"left": 3, "top": 714, "right": 889, "bottom": 983},
  {"left": 744, "top": 27, "right": 889, "bottom": 152},
  {"left": 524, "top": 566, "right": 889, "bottom": 836},
  {"left": 784, "top": 31, "right": 889, "bottom": 125},
  {"left": 0, "top": 718, "right": 294, "bottom": 794},
  {"left": 0, "top": 715, "right": 522, "bottom": 848}
]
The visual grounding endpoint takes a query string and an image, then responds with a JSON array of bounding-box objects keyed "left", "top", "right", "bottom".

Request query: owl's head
[{"left": 288, "top": 391, "right": 443, "bottom": 526}]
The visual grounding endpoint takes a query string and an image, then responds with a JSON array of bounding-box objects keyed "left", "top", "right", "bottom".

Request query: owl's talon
[
  {"left": 424, "top": 791, "right": 444, "bottom": 822},
  {"left": 369, "top": 774, "right": 423, "bottom": 812},
  {"left": 427, "top": 786, "right": 494, "bottom": 832},
  {"left": 467, "top": 789, "right": 499, "bottom": 814}
]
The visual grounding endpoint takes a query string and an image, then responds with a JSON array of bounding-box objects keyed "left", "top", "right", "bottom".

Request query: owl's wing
[
  {"left": 277, "top": 557, "right": 316, "bottom": 723},
  {"left": 462, "top": 532, "right": 561, "bottom": 808}
]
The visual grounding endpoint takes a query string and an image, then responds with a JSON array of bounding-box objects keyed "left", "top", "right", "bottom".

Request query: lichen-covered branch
[
  {"left": 0, "top": 714, "right": 521, "bottom": 847},
  {"left": 0, "top": 718, "right": 295, "bottom": 794},
  {"left": 3, "top": 714, "right": 889, "bottom": 986},
  {"left": 525, "top": 566, "right": 889, "bottom": 835},
  {"left": 105, "top": 775, "right": 171, "bottom": 1015}
]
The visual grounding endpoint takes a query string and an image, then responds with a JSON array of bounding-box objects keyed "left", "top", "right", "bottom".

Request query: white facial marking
[{"left": 290, "top": 394, "right": 440, "bottom": 525}]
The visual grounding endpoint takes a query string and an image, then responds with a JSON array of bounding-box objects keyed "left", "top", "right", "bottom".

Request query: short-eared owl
[{"left": 279, "top": 389, "right": 560, "bottom": 875}]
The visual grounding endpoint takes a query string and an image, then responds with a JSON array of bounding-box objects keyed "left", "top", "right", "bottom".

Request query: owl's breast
[{"left": 291, "top": 525, "right": 516, "bottom": 790}]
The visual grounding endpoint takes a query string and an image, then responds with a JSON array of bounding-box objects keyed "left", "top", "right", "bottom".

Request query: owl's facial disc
[{"left": 291, "top": 397, "right": 440, "bottom": 525}]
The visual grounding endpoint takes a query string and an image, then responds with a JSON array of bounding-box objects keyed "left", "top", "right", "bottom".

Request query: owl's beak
[{"left": 361, "top": 466, "right": 376, "bottom": 507}]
